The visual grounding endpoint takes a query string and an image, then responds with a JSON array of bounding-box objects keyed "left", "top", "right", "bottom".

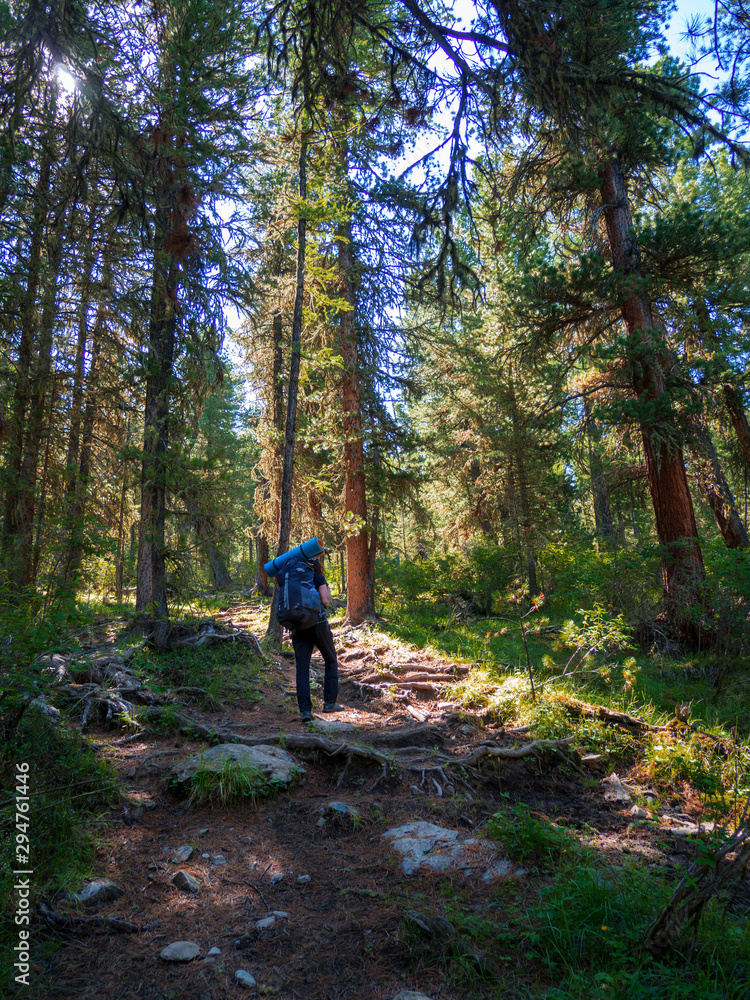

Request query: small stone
[
  {"left": 601, "top": 773, "right": 634, "bottom": 803},
  {"left": 670, "top": 823, "right": 701, "bottom": 837},
  {"left": 630, "top": 806, "right": 649, "bottom": 820},
  {"left": 316, "top": 818, "right": 326, "bottom": 827},
  {"left": 256, "top": 915, "right": 276, "bottom": 930},
  {"left": 171, "top": 870, "right": 200, "bottom": 894},
  {"left": 202, "top": 853, "right": 211, "bottom": 859},
  {"left": 241, "top": 836, "right": 254, "bottom": 845},
  {"left": 235, "top": 969, "right": 257, "bottom": 987},
  {"left": 160, "top": 940, "right": 200, "bottom": 962},
  {"left": 270, "top": 872, "right": 284, "bottom": 884},
  {"left": 173, "top": 845, "right": 195, "bottom": 863},
  {"left": 73, "top": 880, "right": 124, "bottom": 906},
  {"left": 271, "top": 910, "right": 288, "bottom": 919},
  {"left": 199, "top": 828, "right": 209, "bottom": 836},
  {"left": 296, "top": 875, "right": 311, "bottom": 884},
  {"left": 207, "top": 947, "right": 222, "bottom": 956},
  {"left": 317, "top": 801, "right": 360, "bottom": 823},
  {"left": 392, "top": 992, "right": 434, "bottom": 1000},
  {"left": 211, "top": 855, "right": 227, "bottom": 866}
]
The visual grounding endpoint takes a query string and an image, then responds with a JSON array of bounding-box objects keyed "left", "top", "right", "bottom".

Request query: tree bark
[
  {"left": 13, "top": 158, "right": 70, "bottom": 590},
  {"left": 2, "top": 146, "right": 50, "bottom": 589},
  {"left": 136, "top": 126, "right": 181, "bottom": 649},
  {"left": 256, "top": 532, "right": 272, "bottom": 595},
  {"left": 265, "top": 137, "right": 308, "bottom": 643},
  {"left": 59, "top": 248, "right": 107, "bottom": 595},
  {"left": 600, "top": 156, "right": 707, "bottom": 642},
  {"left": 338, "top": 213, "right": 372, "bottom": 621},
  {"left": 693, "top": 298, "right": 750, "bottom": 469},
  {"left": 586, "top": 404, "right": 616, "bottom": 547},
  {"left": 691, "top": 422, "right": 749, "bottom": 549},
  {"left": 509, "top": 376, "right": 538, "bottom": 597},
  {"left": 190, "top": 502, "right": 233, "bottom": 589}
]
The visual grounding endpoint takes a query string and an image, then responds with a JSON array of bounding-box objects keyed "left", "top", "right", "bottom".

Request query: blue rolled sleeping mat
[{"left": 263, "top": 537, "right": 325, "bottom": 578}]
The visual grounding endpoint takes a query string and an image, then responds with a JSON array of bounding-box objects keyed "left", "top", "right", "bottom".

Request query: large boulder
[{"left": 171, "top": 743, "right": 303, "bottom": 793}]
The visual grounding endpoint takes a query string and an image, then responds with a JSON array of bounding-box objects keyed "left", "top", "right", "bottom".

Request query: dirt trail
[{"left": 38, "top": 622, "right": 701, "bottom": 1000}]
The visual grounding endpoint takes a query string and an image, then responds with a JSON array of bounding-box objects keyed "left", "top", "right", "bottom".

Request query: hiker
[{"left": 287, "top": 556, "right": 343, "bottom": 723}]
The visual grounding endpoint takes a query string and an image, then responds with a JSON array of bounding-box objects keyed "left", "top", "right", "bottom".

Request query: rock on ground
[
  {"left": 235, "top": 969, "right": 257, "bottom": 987},
  {"left": 171, "top": 743, "right": 303, "bottom": 789},
  {"left": 382, "top": 820, "right": 517, "bottom": 880},
  {"left": 171, "top": 870, "right": 200, "bottom": 894},
  {"left": 71, "top": 880, "right": 124, "bottom": 906},
  {"left": 159, "top": 941, "right": 200, "bottom": 962}
]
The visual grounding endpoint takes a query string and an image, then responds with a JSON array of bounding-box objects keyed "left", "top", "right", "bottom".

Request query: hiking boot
[
  {"left": 300, "top": 711, "right": 313, "bottom": 723},
  {"left": 322, "top": 702, "right": 344, "bottom": 713}
]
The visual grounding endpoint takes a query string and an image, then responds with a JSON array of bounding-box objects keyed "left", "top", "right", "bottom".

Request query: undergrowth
[
  {"left": 404, "top": 807, "right": 750, "bottom": 999},
  {"left": 131, "top": 638, "right": 264, "bottom": 705},
  {"left": 0, "top": 707, "right": 119, "bottom": 996}
]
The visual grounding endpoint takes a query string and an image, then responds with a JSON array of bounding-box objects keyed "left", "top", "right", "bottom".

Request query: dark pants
[{"left": 291, "top": 619, "right": 338, "bottom": 714}]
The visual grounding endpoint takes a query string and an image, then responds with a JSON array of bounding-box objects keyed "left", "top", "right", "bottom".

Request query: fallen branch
[
  {"left": 644, "top": 824, "right": 750, "bottom": 956},
  {"left": 38, "top": 900, "right": 147, "bottom": 934}
]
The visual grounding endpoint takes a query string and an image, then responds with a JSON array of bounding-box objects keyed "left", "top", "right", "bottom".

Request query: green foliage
[
  {"left": 530, "top": 698, "right": 637, "bottom": 758},
  {"left": 184, "top": 755, "right": 301, "bottom": 807},
  {"left": 485, "top": 801, "right": 580, "bottom": 871},
  {"left": 539, "top": 540, "right": 662, "bottom": 619},
  {"left": 132, "top": 638, "right": 263, "bottom": 705},
  {"left": 560, "top": 604, "right": 634, "bottom": 660},
  {"left": 525, "top": 859, "right": 750, "bottom": 1000},
  {"left": 0, "top": 709, "right": 119, "bottom": 993}
]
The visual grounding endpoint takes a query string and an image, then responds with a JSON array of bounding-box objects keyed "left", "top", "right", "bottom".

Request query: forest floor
[{"left": 26, "top": 603, "right": 726, "bottom": 1000}]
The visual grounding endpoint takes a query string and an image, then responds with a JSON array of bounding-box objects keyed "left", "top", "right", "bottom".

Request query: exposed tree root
[
  {"left": 38, "top": 901, "right": 149, "bottom": 934},
  {"left": 453, "top": 737, "right": 576, "bottom": 766}
]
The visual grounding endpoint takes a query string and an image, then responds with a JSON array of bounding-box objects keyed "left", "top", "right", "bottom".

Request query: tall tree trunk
[
  {"left": 338, "top": 212, "right": 372, "bottom": 621},
  {"left": 693, "top": 298, "right": 750, "bottom": 468},
  {"left": 115, "top": 419, "right": 130, "bottom": 603},
  {"left": 13, "top": 169, "right": 70, "bottom": 590},
  {"left": 509, "top": 377, "right": 538, "bottom": 598},
  {"left": 190, "top": 502, "right": 233, "bottom": 589},
  {"left": 265, "top": 137, "right": 308, "bottom": 643},
  {"left": 366, "top": 416, "right": 381, "bottom": 610},
  {"left": 60, "top": 266, "right": 107, "bottom": 592},
  {"left": 691, "top": 422, "right": 749, "bottom": 549},
  {"left": 2, "top": 148, "right": 50, "bottom": 589},
  {"left": 31, "top": 372, "right": 58, "bottom": 583},
  {"left": 136, "top": 128, "right": 181, "bottom": 649},
  {"left": 256, "top": 530, "right": 272, "bottom": 596},
  {"left": 600, "top": 156, "right": 707, "bottom": 642},
  {"left": 586, "top": 404, "right": 616, "bottom": 547},
  {"left": 59, "top": 241, "right": 102, "bottom": 594}
]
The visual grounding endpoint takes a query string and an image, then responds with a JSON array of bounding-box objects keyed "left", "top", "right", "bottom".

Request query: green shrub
[{"left": 485, "top": 800, "right": 580, "bottom": 870}]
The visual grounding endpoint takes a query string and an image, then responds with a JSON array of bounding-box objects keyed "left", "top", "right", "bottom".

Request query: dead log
[{"left": 561, "top": 699, "right": 662, "bottom": 733}]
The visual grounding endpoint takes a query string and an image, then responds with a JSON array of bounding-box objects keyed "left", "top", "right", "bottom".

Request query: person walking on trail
[{"left": 290, "top": 557, "right": 343, "bottom": 723}]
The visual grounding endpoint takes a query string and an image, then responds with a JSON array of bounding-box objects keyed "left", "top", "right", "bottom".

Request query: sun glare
[{"left": 55, "top": 64, "right": 77, "bottom": 93}]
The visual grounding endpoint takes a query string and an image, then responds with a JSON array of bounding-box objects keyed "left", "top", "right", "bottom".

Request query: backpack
[{"left": 275, "top": 556, "right": 321, "bottom": 630}]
